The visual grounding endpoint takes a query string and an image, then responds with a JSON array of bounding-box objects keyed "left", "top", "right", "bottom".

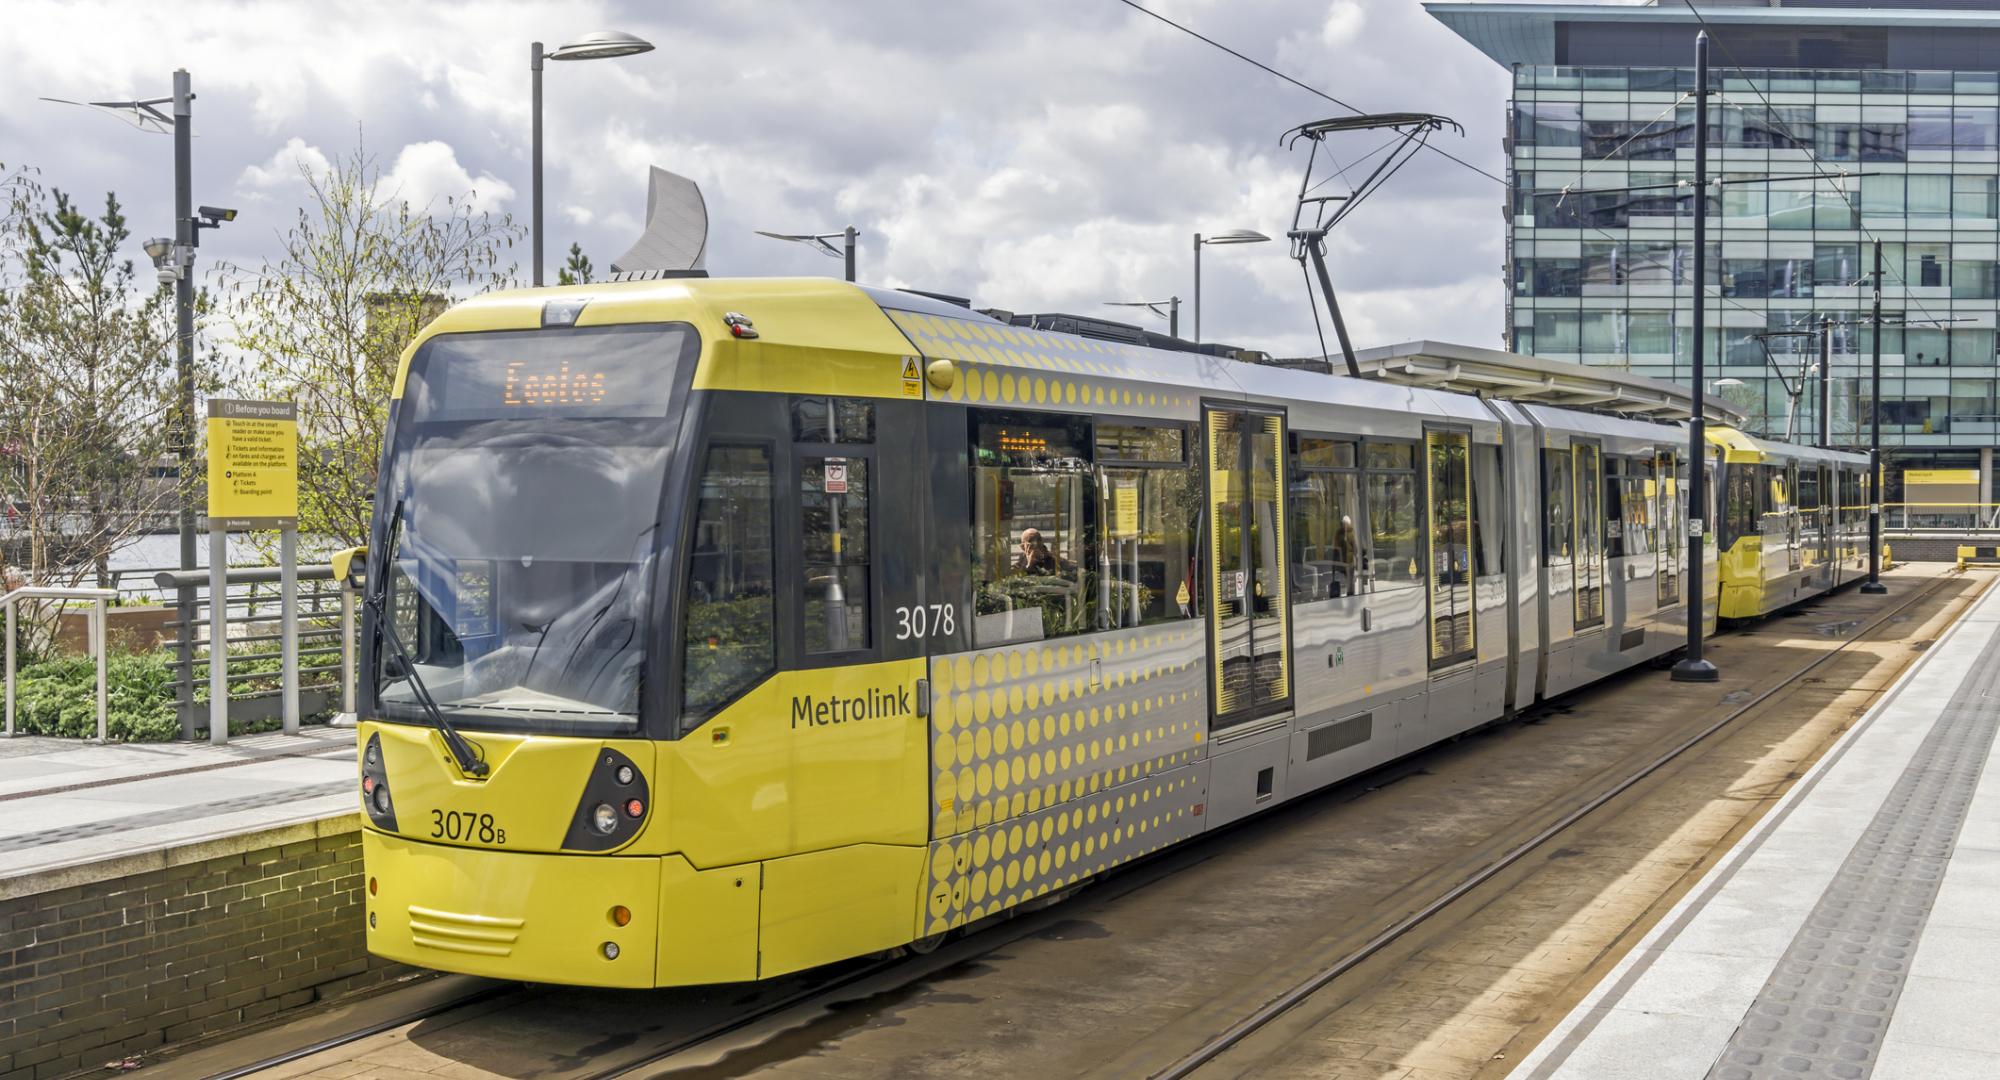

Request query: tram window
[
  {"left": 1296, "top": 437, "right": 1356, "bottom": 469},
  {"left": 1097, "top": 424, "right": 1184, "bottom": 463},
  {"left": 971, "top": 412, "right": 1092, "bottom": 646},
  {"left": 1365, "top": 442, "right": 1416, "bottom": 471},
  {"left": 801, "top": 456, "right": 871, "bottom": 654},
  {"left": 1472, "top": 444, "right": 1505, "bottom": 576},
  {"left": 1543, "top": 449, "right": 1575, "bottom": 562},
  {"left": 1289, "top": 469, "right": 1362, "bottom": 601},
  {"left": 1725, "top": 464, "right": 1758, "bottom": 545},
  {"left": 792, "top": 397, "right": 875, "bottom": 444},
  {"left": 682, "top": 444, "right": 776, "bottom": 721},
  {"left": 1620, "top": 474, "right": 1653, "bottom": 557},
  {"left": 1365, "top": 472, "right": 1422, "bottom": 592},
  {"left": 1099, "top": 440, "right": 1201, "bottom": 629}
]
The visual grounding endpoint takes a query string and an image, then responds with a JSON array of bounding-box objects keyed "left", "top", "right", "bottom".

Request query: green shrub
[
  {"left": 11, "top": 652, "right": 179, "bottom": 741},
  {"left": 9, "top": 643, "right": 338, "bottom": 742}
]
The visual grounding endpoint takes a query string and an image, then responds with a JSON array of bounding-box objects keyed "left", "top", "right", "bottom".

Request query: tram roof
[{"left": 1345, "top": 340, "right": 1748, "bottom": 427}]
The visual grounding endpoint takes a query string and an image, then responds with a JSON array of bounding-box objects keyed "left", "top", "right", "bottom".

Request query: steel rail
[{"left": 1146, "top": 573, "right": 1972, "bottom": 1080}]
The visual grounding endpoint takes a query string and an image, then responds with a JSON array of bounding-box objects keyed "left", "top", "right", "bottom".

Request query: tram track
[
  {"left": 176, "top": 573, "right": 1973, "bottom": 1080},
  {"left": 1144, "top": 572, "right": 1979, "bottom": 1080}
]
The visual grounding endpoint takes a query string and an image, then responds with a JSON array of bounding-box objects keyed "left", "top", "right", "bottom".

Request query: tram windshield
[{"left": 371, "top": 323, "right": 693, "bottom": 736}]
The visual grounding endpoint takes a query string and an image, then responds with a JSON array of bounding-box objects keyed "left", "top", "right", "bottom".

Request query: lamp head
[
  {"left": 1202, "top": 229, "right": 1271, "bottom": 246},
  {"left": 549, "top": 30, "right": 655, "bottom": 61},
  {"left": 142, "top": 237, "right": 173, "bottom": 265}
]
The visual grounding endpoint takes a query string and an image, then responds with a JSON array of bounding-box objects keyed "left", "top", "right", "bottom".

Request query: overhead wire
[
  {"left": 1107, "top": 0, "right": 1831, "bottom": 371},
  {"left": 1679, "top": 0, "right": 1949, "bottom": 330},
  {"left": 1109, "top": 0, "right": 1507, "bottom": 184}
]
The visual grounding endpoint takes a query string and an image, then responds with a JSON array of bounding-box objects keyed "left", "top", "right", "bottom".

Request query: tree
[
  {"left": 223, "top": 141, "right": 522, "bottom": 550},
  {"left": 558, "top": 241, "right": 594, "bottom": 285},
  {"left": 0, "top": 165, "right": 182, "bottom": 657}
]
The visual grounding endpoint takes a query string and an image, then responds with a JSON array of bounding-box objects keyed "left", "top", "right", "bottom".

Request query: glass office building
[{"left": 1428, "top": 1, "right": 2000, "bottom": 498}]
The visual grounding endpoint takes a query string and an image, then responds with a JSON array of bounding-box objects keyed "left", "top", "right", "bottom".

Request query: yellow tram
[{"left": 354, "top": 276, "right": 1874, "bottom": 988}]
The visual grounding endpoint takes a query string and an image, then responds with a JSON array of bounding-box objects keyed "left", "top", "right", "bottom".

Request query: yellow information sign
[
  {"left": 1905, "top": 469, "right": 1979, "bottom": 486},
  {"left": 900, "top": 356, "right": 923, "bottom": 398},
  {"left": 1113, "top": 482, "right": 1140, "bottom": 539},
  {"left": 206, "top": 399, "right": 299, "bottom": 530}
]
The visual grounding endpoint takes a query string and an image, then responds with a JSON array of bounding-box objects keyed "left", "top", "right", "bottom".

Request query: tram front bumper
[{"left": 363, "top": 829, "right": 661, "bottom": 988}]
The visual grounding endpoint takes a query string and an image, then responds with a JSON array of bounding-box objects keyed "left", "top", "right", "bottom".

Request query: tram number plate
[
  {"left": 431, "top": 809, "right": 507, "bottom": 846},
  {"left": 895, "top": 604, "right": 957, "bottom": 640}
]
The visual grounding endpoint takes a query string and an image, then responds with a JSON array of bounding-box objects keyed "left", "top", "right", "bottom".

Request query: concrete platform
[
  {"left": 1511, "top": 578, "right": 2000, "bottom": 1079},
  {"left": 0, "top": 726, "right": 357, "bottom": 893}
]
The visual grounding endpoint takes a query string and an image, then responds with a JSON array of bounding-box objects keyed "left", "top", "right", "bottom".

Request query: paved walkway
[
  {"left": 0, "top": 726, "right": 357, "bottom": 888},
  {"left": 1511, "top": 579, "right": 2000, "bottom": 1079}
]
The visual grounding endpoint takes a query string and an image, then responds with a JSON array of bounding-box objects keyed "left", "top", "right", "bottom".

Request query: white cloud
[
  {"left": 236, "top": 138, "right": 333, "bottom": 195},
  {"left": 1, "top": 0, "right": 1515, "bottom": 359},
  {"left": 375, "top": 141, "right": 514, "bottom": 214}
]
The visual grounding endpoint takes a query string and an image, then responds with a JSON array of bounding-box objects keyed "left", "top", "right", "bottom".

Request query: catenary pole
[
  {"left": 1862, "top": 240, "right": 1887, "bottom": 593},
  {"left": 1672, "top": 31, "right": 1719, "bottom": 683}
]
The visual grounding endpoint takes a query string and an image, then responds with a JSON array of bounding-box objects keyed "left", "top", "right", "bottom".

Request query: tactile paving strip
[
  {"left": 0, "top": 780, "right": 353, "bottom": 853},
  {"left": 1706, "top": 627, "right": 2000, "bottom": 1080}
]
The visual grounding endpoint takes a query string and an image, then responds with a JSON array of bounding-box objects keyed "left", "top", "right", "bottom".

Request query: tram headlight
[
  {"left": 563, "top": 747, "right": 649, "bottom": 851},
  {"left": 372, "top": 786, "right": 392, "bottom": 816},
  {"left": 601, "top": 941, "right": 620, "bottom": 960}
]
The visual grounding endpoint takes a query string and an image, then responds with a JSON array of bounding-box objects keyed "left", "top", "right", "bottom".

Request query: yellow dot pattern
[
  {"left": 884, "top": 310, "right": 1202, "bottom": 418},
  {"left": 920, "top": 762, "right": 1208, "bottom": 937},
  {"left": 921, "top": 622, "right": 1209, "bottom": 934}
]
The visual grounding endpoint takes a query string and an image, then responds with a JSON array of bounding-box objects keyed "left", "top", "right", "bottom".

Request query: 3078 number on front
[{"left": 431, "top": 809, "right": 507, "bottom": 846}]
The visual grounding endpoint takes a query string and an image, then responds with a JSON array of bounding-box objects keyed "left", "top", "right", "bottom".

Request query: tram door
[
  {"left": 1784, "top": 464, "right": 1803, "bottom": 572},
  {"left": 1656, "top": 449, "right": 1681, "bottom": 605},
  {"left": 1424, "top": 428, "right": 1475, "bottom": 666},
  {"left": 1204, "top": 406, "right": 1292, "bottom": 727},
  {"left": 1572, "top": 442, "right": 1605, "bottom": 629}
]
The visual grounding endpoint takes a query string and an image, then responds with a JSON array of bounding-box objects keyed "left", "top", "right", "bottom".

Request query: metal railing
[
  {"left": 1881, "top": 502, "right": 2000, "bottom": 534},
  {"left": 150, "top": 565, "right": 353, "bottom": 740},
  {"left": 3, "top": 586, "right": 116, "bottom": 741}
]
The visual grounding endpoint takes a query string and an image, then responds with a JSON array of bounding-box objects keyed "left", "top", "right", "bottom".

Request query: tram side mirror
[{"left": 382, "top": 655, "right": 408, "bottom": 680}]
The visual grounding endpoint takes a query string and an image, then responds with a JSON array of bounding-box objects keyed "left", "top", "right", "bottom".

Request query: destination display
[{"left": 412, "top": 327, "right": 686, "bottom": 420}]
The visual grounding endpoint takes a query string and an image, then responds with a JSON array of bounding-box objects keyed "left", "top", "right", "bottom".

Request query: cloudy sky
[{"left": 0, "top": 0, "right": 1513, "bottom": 359}]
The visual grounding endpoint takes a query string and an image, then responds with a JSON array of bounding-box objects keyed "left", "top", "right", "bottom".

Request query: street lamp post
[
  {"left": 1862, "top": 239, "right": 1888, "bottom": 593},
  {"left": 50, "top": 73, "right": 235, "bottom": 737},
  {"left": 1671, "top": 31, "right": 1719, "bottom": 684},
  {"left": 1819, "top": 316, "right": 1832, "bottom": 449},
  {"left": 531, "top": 31, "right": 654, "bottom": 286},
  {"left": 754, "top": 227, "right": 861, "bottom": 281},
  {"left": 1193, "top": 230, "right": 1270, "bottom": 342}
]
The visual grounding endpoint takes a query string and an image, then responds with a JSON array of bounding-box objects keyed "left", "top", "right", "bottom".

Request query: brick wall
[{"left": 0, "top": 816, "right": 409, "bottom": 1080}]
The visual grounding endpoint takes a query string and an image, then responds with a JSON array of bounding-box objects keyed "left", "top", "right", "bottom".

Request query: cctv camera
[
  {"left": 197, "top": 206, "right": 238, "bottom": 223},
  {"left": 156, "top": 266, "right": 179, "bottom": 285}
]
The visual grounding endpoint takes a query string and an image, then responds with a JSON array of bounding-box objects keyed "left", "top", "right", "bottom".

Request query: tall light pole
[
  {"left": 1193, "top": 230, "right": 1269, "bottom": 342},
  {"left": 1819, "top": 315, "right": 1832, "bottom": 449},
  {"left": 754, "top": 227, "right": 860, "bottom": 281},
  {"left": 1862, "top": 239, "right": 1888, "bottom": 593},
  {"left": 1105, "top": 298, "right": 1182, "bottom": 338},
  {"left": 1672, "top": 31, "right": 1719, "bottom": 683},
  {"left": 50, "top": 75, "right": 234, "bottom": 739},
  {"left": 532, "top": 30, "right": 654, "bottom": 286}
]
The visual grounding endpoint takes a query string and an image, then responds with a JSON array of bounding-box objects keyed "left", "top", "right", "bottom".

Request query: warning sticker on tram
[{"left": 901, "top": 356, "right": 923, "bottom": 398}]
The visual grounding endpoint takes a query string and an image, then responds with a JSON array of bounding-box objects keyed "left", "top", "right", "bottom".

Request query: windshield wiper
[{"left": 372, "top": 501, "right": 490, "bottom": 779}]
